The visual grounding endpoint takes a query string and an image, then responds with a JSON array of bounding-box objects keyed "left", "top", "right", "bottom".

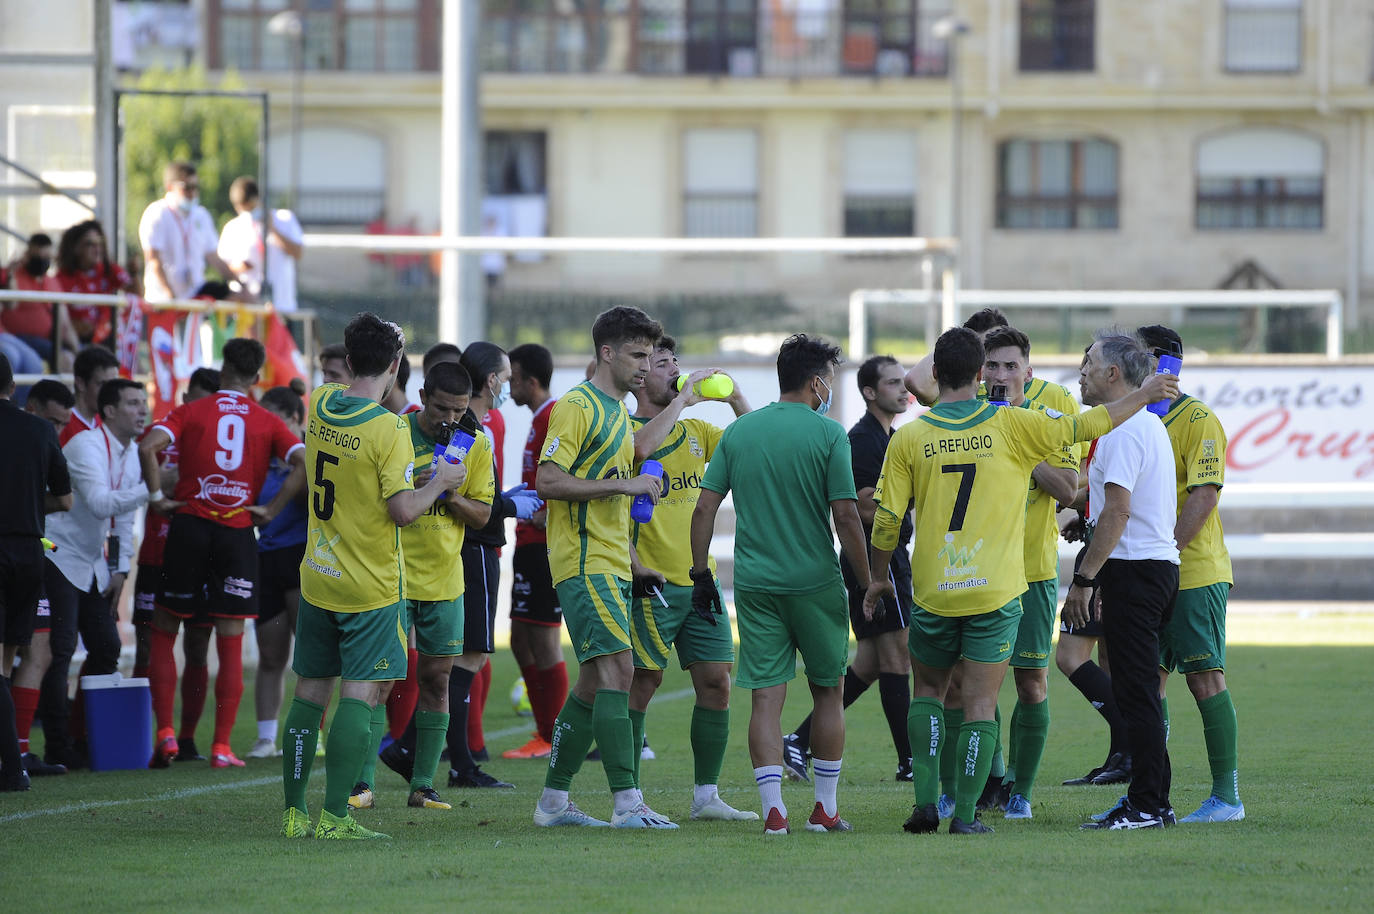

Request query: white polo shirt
[
  {"left": 218, "top": 208, "right": 304, "bottom": 312},
  {"left": 138, "top": 197, "right": 219, "bottom": 302},
  {"left": 1088, "top": 408, "right": 1180, "bottom": 564}
]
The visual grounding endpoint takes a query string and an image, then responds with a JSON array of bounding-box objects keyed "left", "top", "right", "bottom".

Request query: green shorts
[
  {"left": 556, "top": 574, "right": 633, "bottom": 664},
  {"left": 1159, "top": 582, "right": 1230, "bottom": 674},
  {"left": 909, "top": 598, "right": 1022, "bottom": 669},
  {"left": 294, "top": 598, "right": 409, "bottom": 682},
  {"left": 734, "top": 579, "right": 848, "bottom": 689},
  {"left": 405, "top": 597, "right": 464, "bottom": 657},
  {"left": 631, "top": 579, "right": 735, "bottom": 672},
  {"left": 1011, "top": 579, "right": 1058, "bottom": 670}
]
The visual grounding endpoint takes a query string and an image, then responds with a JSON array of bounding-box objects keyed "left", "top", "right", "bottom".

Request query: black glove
[
  {"left": 689, "top": 567, "right": 723, "bottom": 626},
  {"left": 632, "top": 573, "right": 662, "bottom": 600}
]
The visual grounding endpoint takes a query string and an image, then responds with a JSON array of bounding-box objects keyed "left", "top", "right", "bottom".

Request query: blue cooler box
[{"left": 81, "top": 673, "right": 153, "bottom": 771}]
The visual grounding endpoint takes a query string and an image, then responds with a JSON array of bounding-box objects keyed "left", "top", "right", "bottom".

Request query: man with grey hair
[{"left": 1064, "top": 329, "right": 1180, "bottom": 830}]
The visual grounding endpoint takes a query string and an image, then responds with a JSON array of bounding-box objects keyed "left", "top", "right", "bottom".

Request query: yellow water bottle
[{"left": 676, "top": 373, "right": 734, "bottom": 400}]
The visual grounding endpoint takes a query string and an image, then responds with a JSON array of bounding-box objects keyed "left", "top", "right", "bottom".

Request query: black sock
[
  {"left": 0, "top": 676, "right": 21, "bottom": 774},
  {"left": 877, "top": 672, "right": 912, "bottom": 763},
  {"left": 1068, "top": 661, "right": 1129, "bottom": 758},
  {"left": 791, "top": 713, "right": 814, "bottom": 751},
  {"left": 446, "top": 667, "right": 476, "bottom": 773},
  {"left": 398, "top": 712, "right": 419, "bottom": 754}
]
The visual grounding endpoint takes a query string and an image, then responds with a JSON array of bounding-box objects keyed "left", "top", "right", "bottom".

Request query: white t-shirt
[
  {"left": 218, "top": 208, "right": 304, "bottom": 312},
  {"left": 138, "top": 197, "right": 219, "bottom": 302},
  {"left": 1088, "top": 408, "right": 1180, "bottom": 563}
]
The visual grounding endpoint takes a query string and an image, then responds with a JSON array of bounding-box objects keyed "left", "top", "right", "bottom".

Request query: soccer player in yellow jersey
[
  {"left": 979, "top": 326, "right": 1082, "bottom": 820},
  {"left": 1138, "top": 325, "right": 1243, "bottom": 824},
  {"left": 353, "top": 361, "right": 495, "bottom": 811},
  {"left": 279, "top": 313, "right": 465, "bottom": 840},
  {"left": 533, "top": 306, "right": 677, "bottom": 829},
  {"left": 865, "top": 326, "right": 1177, "bottom": 835},
  {"left": 627, "top": 335, "right": 756, "bottom": 821}
]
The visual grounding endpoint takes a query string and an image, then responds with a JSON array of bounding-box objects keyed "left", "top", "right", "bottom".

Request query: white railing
[{"left": 849, "top": 287, "right": 1346, "bottom": 359}]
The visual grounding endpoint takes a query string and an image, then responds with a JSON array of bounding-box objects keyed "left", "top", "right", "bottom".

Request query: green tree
[{"left": 121, "top": 66, "right": 261, "bottom": 258}]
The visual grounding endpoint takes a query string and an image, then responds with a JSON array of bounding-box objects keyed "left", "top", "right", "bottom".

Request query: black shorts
[
  {"left": 0, "top": 538, "right": 43, "bottom": 647},
  {"left": 461, "top": 541, "right": 499, "bottom": 654},
  {"left": 137, "top": 562, "right": 215, "bottom": 627},
  {"left": 1059, "top": 544, "right": 1103, "bottom": 638},
  {"left": 511, "top": 542, "right": 561, "bottom": 628},
  {"left": 843, "top": 549, "right": 912, "bottom": 641},
  {"left": 159, "top": 514, "right": 260, "bottom": 620},
  {"left": 257, "top": 543, "right": 305, "bottom": 625}
]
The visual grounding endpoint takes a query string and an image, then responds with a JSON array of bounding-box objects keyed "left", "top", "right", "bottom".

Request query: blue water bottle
[
  {"left": 1147, "top": 344, "right": 1183, "bottom": 417},
  {"left": 431, "top": 429, "right": 476, "bottom": 500},
  {"left": 630, "top": 460, "right": 664, "bottom": 523}
]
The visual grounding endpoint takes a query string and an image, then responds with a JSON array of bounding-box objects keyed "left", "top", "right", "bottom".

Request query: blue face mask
[
  {"left": 815, "top": 376, "right": 833, "bottom": 417},
  {"left": 492, "top": 379, "right": 510, "bottom": 410}
]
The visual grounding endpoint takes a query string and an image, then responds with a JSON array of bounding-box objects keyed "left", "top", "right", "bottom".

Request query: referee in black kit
[
  {"left": 0, "top": 354, "right": 73, "bottom": 791},
  {"left": 1063, "top": 330, "right": 1180, "bottom": 830},
  {"left": 782, "top": 355, "right": 915, "bottom": 784}
]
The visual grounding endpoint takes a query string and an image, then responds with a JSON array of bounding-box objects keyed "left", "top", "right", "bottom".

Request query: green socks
[
  {"left": 281, "top": 697, "right": 326, "bottom": 814},
  {"left": 908, "top": 697, "right": 944, "bottom": 807},
  {"left": 545, "top": 694, "right": 595, "bottom": 791},
  {"left": 690, "top": 705, "right": 729, "bottom": 786},
  {"left": 323, "top": 697, "right": 374, "bottom": 817},
  {"left": 1198, "top": 690, "right": 1240, "bottom": 805},
  {"left": 953, "top": 719, "right": 999, "bottom": 823},
  {"left": 410, "top": 709, "right": 450, "bottom": 792},
  {"left": 594, "top": 689, "right": 636, "bottom": 793},
  {"left": 629, "top": 707, "right": 646, "bottom": 787},
  {"left": 939, "top": 706, "right": 964, "bottom": 796},
  {"left": 1008, "top": 699, "right": 1049, "bottom": 801},
  {"left": 357, "top": 702, "right": 387, "bottom": 789}
]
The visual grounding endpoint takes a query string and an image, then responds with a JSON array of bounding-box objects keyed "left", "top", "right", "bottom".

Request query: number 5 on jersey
[{"left": 313, "top": 452, "right": 339, "bottom": 520}]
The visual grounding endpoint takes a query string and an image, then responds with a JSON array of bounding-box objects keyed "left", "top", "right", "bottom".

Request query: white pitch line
[{"left": 5, "top": 687, "right": 704, "bottom": 823}]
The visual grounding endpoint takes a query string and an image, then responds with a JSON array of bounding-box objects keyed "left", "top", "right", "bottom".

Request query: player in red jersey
[
  {"left": 58, "top": 347, "right": 121, "bottom": 446},
  {"left": 502, "top": 343, "right": 566, "bottom": 760},
  {"left": 138, "top": 338, "right": 305, "bottom": 768},
  {"left": 131, "top": 367, "right": 220, "bottom": 761}
]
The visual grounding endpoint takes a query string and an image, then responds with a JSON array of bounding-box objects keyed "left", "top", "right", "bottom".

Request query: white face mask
[
  {"left": 815, "top": 376, "right": 833, "bottom": 417},
  {"left": 175, "top": 194, "right": 195, "bottom": 214},
  {"left": 491, "top": 379, "right": 510, "bottom": 410}
]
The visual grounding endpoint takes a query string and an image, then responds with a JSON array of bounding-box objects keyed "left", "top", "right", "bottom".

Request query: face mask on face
[
  {"left": 815, "top": 376, "right": 833, "bottom": 417},
  {"left": 176, "top": 194, "right": 195, "bottom": 214},
  {"left": 25, "top": 256, "right": 50, "bottom": 276},
  {"left": 491, "top": 379, "right": 510, "bottom": 410}
]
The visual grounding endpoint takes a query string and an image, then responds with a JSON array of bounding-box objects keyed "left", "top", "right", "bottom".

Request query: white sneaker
[
  {"left": 690, "top": 793, "right": 760, "bottom": 821},
  {"left": 246, "top": 738, "right": 281, "bottom": 759},
  {"left": 611, "top": 802, "right": 679, "bottom": 829},
  {"left": 533, "top": 800, "right": 611, "bottom": 828}
]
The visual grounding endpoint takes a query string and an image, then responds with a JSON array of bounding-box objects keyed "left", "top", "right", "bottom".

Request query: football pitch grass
[{"left": 5, "top": 611, "right": 1373, "bottom": 913}]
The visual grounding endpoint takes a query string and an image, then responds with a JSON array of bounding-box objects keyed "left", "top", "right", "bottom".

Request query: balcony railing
[
  {"left": 291, "top": 189, "right": 387, "bottom": 226},
  {"left": 482, "top": 3, "right": 949, "bottom": 78}
]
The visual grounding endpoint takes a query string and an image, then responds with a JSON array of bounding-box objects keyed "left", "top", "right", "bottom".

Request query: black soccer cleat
[
  {"left": 781, "top": 733, "right": 810, "bottom": 784},
  {"left": 175, "top": 738, "right": 206, "bottom": 762},
  {"left": 1063, "top": 763, "right": 1107, "bottom": 786},
  {"left": 1080, "top": 799, "right": 1163, "bottom": 830},
  {"left": 379, "top": 740, "right": 414, "bottom": 783},
  {"left": 22, "top": 752, "right": 66, "bottom": 777},
  {"left": 449, "top": 766, "right": 515, "bottom": 789},
  {"left": 895, "top": 758, "right": 913, "bottom": 782},
  {"left": 1090, "top": 752, "right": 1132, "bottom": 786},
  {"left": 0, "top": 768, "right": 31, "bottom": 792},
  {"left": 976, "top": 776, "right": 1006, "bottom": 812},
  {"left": 902, "top": 803, "right": 940, "bottom": 834},
  {"left": 949, "top": 815, "right": 994, "bottom": 835}
]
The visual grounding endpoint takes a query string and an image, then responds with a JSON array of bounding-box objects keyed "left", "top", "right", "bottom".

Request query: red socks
[
  {"left": 13, "top": 686, "right": 39, "bottom": 754},
  {"left": 386, "top": 649, "right": 420, "bottom": 739},
  {"left": 149, "top": 627, "right": 179, "bottom": 733},
  {"left": 180, "top": 661, "right": 209, "bottom": 742},
  {"left": 467, "top": 661, "right": 491, "bottom": 753},
  {"left": 212, "top": 632, "right": 244, "bottom": 749},
  {"left": 534, "top": 662, "right": 568, "bottom": 743}
]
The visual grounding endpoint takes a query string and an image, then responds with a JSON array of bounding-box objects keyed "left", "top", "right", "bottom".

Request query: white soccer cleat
[
  {"left": 611, "top": 803, "right": 679, "bottom": 829},
  {"left": 246, "top": 737, "right": 281, "bottom": 759},
  {"left": 690, "top": 793, "right": 760, "bottom": 821},
  {"left": 533, "top": 800, "right": 611, "bottom": 828}
]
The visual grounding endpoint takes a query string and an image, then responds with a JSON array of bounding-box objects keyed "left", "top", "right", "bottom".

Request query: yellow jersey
[
  {"left": 398, "top": 412, "right": 496, "bottom": 602},
  {"left": 1021, "top": 379, "right": 1082, "bottom": 583},
  {"left": 873, "top": 398, "right": 1112, "bottom": 617},
  {"left": 1161, "top": 395, "right": 1233, "bottom": 590},
  {"left": 300, "top": 384, "right": 415, "bottom": 613},
  {"left": 540, "top": 381, "right": 636, "bottom": 585},
  {"left": 630, "top": 416, "right": 721, "bottom": 587}
]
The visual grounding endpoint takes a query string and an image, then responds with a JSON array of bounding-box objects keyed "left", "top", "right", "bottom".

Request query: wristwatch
[{"left": 1072, "top": 572, "right": 1096, "bottom": 589}]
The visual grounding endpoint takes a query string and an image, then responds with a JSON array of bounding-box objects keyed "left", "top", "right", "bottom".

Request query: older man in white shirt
[
  {"left": 138, "top": 161, "right": 236, "bottom": 303},
  {"left": 39, "top": 378, "right": 151, "bottom": 767}
]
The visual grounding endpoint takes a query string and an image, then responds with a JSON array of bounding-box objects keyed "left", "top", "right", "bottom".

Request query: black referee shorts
[
  {"left": 842, "top": 550, "right": 911, "bottom": 641},
  {"left": 0, "top": 537, "right": 43, "bottom": 647},
  {"left": 461, "top": 541, "right": 500, "bottom": 654},
  {"left": 511, "top": 542, "right": 562, "bottom": 627}
]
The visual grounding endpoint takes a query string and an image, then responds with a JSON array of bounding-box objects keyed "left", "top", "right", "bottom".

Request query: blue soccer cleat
[
  {"left": 1004, "top": 793, "right": 1033, "bottom": 820},
  {"left": 937, "top": 793, "right": 955, "bottom": 820},
  {"left": 1180, "top": 796, "right": 1245, "bottom": 823}
]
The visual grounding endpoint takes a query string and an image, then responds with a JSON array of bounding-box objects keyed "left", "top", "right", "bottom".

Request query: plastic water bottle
[
  {"left": 1147, "top": 347, "right": 1183, "bottom": 417},
  {"left": 430, "top": 429, "right": 476, "bottom": 500},
  {"left": 988, "top": 384, "right": 1010, "bottom": 407},
  {"left": 630, "top": 460, "right": 664, "bottom": 524},
  {"left": 676, "top": 373, "right": 734, "bottom": 399}
]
